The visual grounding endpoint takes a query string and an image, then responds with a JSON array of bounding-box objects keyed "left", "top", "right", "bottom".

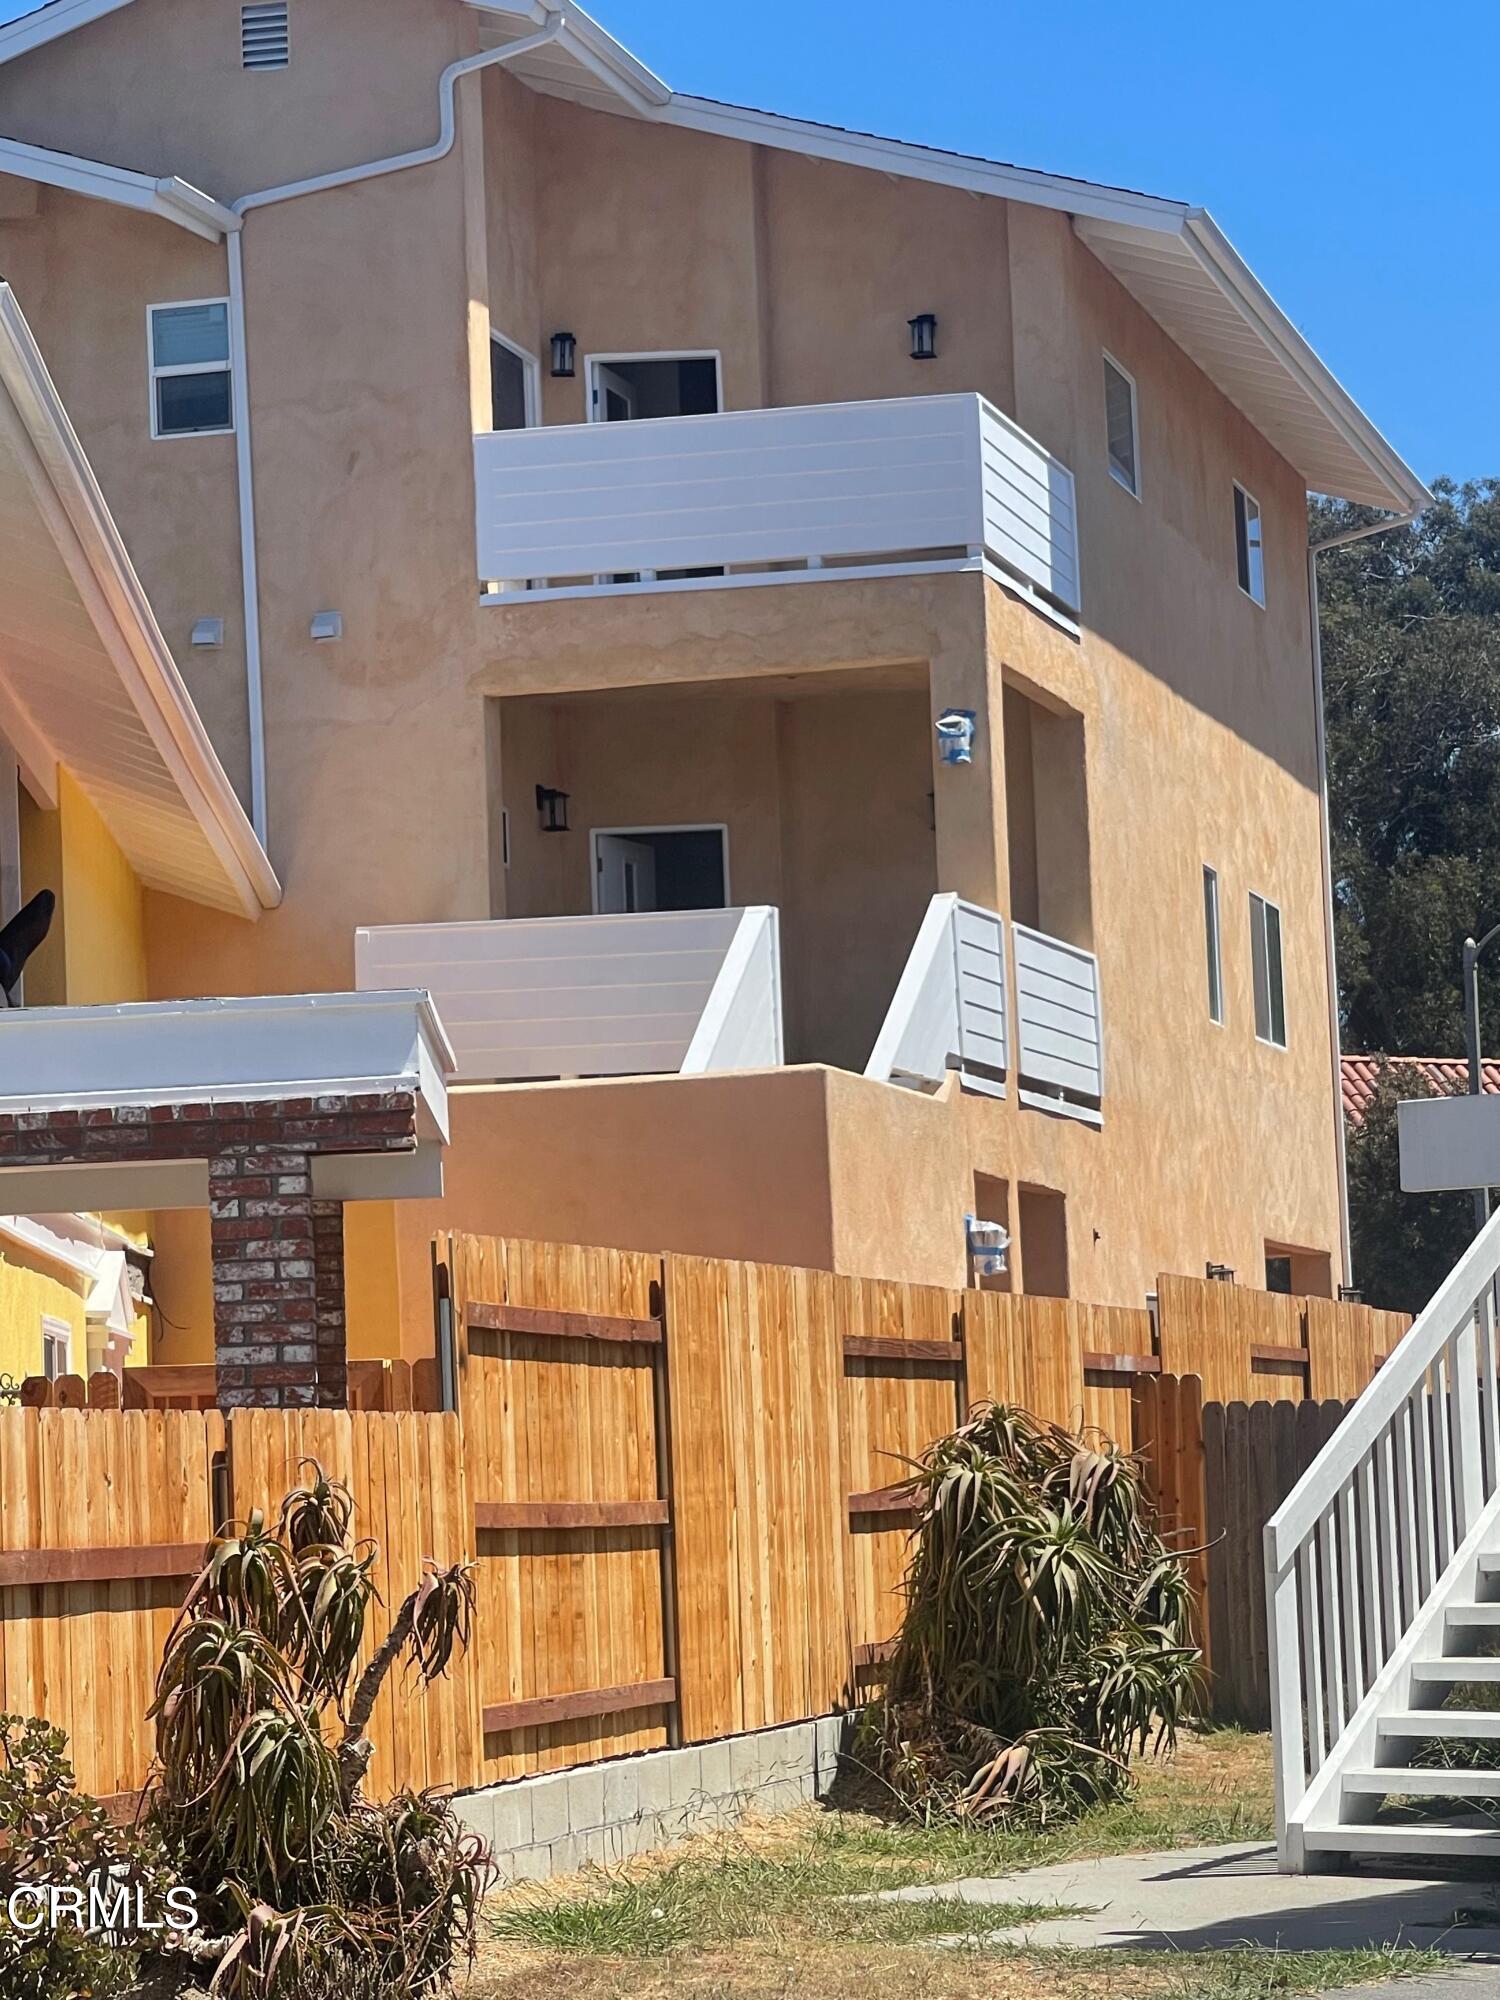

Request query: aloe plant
[
  {"left": 146, "top": 1460, "right": 487, "bottom": 1996},
  {"left": 862, "top": 1403, "right": 1200, "bottom": 1824}
]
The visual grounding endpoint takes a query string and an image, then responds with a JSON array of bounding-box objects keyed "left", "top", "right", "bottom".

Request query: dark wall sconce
[
  {"left": 1205, "top": 1262, "right": 1236, "bottom": 1284},
  {"left": 549, "top": 331, "right": 577, "bottom": 378},
  {"left": 535, "top": 785, "right": 570, "bottom": 833},
  {"left": 909, "top": 312, "right": 938, "bottom": 362}
]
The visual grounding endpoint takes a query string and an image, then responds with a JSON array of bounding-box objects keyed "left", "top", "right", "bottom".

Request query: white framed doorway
[
  {"left": 585, "top": 351, "right": 723, "bottom": 423},
  {"left": 489, "top": 330, "right": 540, "bottom": 431},
  {"left": 592, "top": 823, "right": 731, "bottom": 914}
]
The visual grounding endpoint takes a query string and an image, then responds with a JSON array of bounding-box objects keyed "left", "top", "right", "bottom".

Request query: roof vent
[{"left": 241, "top": 3, "right": 289, "bottom": 70}]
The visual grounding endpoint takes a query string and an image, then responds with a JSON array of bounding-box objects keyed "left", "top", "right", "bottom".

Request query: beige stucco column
[{"left": 928, "top": 574, "right": 1010, "bottom": 919}]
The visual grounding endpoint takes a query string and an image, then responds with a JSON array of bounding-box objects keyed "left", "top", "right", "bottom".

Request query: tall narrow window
[
  {"left": 1103, "top": 353, "right": 1139, "bottom": 497},
  {"left": 242, "top": 2, "right": 289, "bottom": 69},
  {"left": 1234, "top": 482, "right": 1265, "bottom": 605},
  {"left": 1250, "top": 892, "right": 1286, "bottom": 1047},
  {"left": 149, "top": 301, "right": 233, "bottom": 438},
  {"left": 1203, "top": 864, "right": 1223, "bottom": 1024},
  {"left": 40, "top": 1316, "right": 71, "bottom": 1382}
]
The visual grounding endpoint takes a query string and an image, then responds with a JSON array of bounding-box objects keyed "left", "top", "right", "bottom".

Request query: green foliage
[
  {"left": 0, "top": 1713, "right": 169, "bottom": 2000},
  {"left": 147, "top": 1462, "right": 488, "bottom": 1998},
  {"left": 1316, "top": 482, "right": 1500, "bottom": 1057},
  {"left": 1344, "top": 1057, "right": 1474, "bottom": 1313},
  {"left": 862, "top": 1404, "right": 1199, "bottom": 1824}
]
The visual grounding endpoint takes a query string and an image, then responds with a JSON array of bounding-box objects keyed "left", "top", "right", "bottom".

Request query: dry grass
[{"left": 460, "top": 1731, "right": 1423, "bottom": 2000}]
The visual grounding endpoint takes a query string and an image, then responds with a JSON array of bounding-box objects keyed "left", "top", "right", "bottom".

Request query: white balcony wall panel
[{"left": 1013, "top": 924, "right": 1103, "bottom": 1106}]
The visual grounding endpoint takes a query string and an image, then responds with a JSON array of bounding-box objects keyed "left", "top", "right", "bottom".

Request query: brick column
[
  {"left": 210, "top": 1145, "right": 327, "bottom": 1409},
  {"left": 0, "top": 1090, "right": 417, "bottom": 1409}
]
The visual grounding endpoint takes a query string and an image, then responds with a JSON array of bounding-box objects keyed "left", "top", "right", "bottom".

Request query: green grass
[{"left": 471, "top": 1733, "right": 1443, "bottom": 1999}]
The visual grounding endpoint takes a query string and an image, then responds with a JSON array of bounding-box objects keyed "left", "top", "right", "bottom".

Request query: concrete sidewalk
[{"left": 871, "top": 1842, "right": 1500, "bottom": 1957}]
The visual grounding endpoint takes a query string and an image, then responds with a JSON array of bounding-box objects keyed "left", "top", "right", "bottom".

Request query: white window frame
[
  {"left": 1203, "top": 863, "right": 1223, "bottom": 1026},
  {"left": 1249, "top": 890, "right": 1287, "bottom": 1049},
  {"left": 583, "top": 349, "right": 725, "bottom": 423},
  {"left": 589, "top": 822, "right": 731, "bottom": 914},
  {"left": 1234, "top": 480, "right": 1266, "bottom": 607},
  {"left": 489, "top": 329, "right": 541, "bottom": 429},
  {"left": 40, "top": 1315, "right": 71, "bottom": 1382},
  {"left": 147, "top": 298, "right": 234, "bottom": 441},
  {"left": 1102, "top": 350, "right": 1140, "bottom": 500}
]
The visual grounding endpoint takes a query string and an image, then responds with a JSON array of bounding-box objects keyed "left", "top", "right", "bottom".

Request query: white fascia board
[
  {"left": 0, "top": 284, "right": 280, "bottom": 915},
  {"left": 0, "top": 0, "right": 136, "bottom": 65},
  {"left": 466, "top": 0, "right": 670, "bottom": 109},
  {"left": 659, "top": 96, "right": 1192, "bottom": 232},
  {"left": 0, "top": 135, "right": 235, "bottom": 241},
  {"left": 1181, "top": 211, "right": 1432, "bottom": 516}
]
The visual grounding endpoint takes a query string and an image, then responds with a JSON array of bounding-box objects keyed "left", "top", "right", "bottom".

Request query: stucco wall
[
  {"left": 0, "top": 1248, "right": 86, "bottom": 1389},
  {"left": 0, "top": 14, "right": 1346, "bottom": 1323},
  {"left": 498, "top": 680, "right": 937, "bottom": 1068}
]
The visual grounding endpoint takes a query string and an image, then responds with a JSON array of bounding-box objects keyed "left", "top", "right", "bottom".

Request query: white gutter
[
  {"left": 0, "top": 135, "right": 236, "bottom": 242},
  {"left": 1307, "top": 506, "right": 1421, "bottom": 1286},
  {"left": 222, "top": 11, "right": 569, "bottom": 850}
]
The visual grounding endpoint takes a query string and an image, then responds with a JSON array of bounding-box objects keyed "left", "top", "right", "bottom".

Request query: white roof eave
[{"left": 0, "top": 133, "right": 236, "bottom": 240}]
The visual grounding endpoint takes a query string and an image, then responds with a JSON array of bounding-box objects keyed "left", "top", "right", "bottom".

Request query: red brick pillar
[{"left": 209, "top": 1145, "right": 343, "bottom": 1408}]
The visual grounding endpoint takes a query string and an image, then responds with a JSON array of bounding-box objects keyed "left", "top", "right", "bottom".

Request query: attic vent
[{"left": 241, "top": 3, "right": 289, "bottom": 69}]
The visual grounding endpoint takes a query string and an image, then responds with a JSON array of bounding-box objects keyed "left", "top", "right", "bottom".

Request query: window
[
  {"left": 1249, "top": 892, "right": 1286, "bottom": 1046},
  {"left": 242, "top": 2, "right": 289, "bottom": 69},
  {"left": 1265, "top": 1254, "right": 1294, "bottom": 1295},
  {"left": 1203, "top": 864, "right": 1223, "bottom": 1024},
  {"left": 1234, "top": 482, "right": 1265, "bottom": 605},
  {"left": 489, "top": 333, "right": 539, "bottom": 432},
  {"left": 40, "top": 1316, "right": 71, "bottom": 1383},
  {"left": 1103, "top": 353, "right": 1139, "bottom": 497},
  {"left": 149, "top": 301, "right": 233, "bottom": 438}
]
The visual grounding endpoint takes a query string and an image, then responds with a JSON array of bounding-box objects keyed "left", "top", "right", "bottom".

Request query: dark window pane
[
  {"left": 1265, "top": 900, "right": 1285, "bottom": 1044},
  {"left": 490, "top": 341, "right": 528, "bottom": 431},
  {"left": 1234, "top": 486, "right": 1250, "bottom": 592},
  {"left": 157, "top": 370, "right": 231, "bottom": 434},
  {"left": 1265, "top": 1254, "right": 1294, "bottom": 1294}
]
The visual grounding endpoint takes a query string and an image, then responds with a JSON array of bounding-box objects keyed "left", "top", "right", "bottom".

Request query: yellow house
[{"left": 0, "top": 0, "right": 1430, "bottom": 1382}]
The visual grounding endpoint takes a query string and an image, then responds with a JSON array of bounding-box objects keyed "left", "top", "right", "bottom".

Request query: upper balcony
[{"left": 473, "top": 393, "right": 1079, "bottom": 624}]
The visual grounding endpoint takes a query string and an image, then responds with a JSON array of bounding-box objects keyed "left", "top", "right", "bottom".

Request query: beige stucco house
[{"left": 0, "top": 0, "right": 1430, "bottom": 1368}]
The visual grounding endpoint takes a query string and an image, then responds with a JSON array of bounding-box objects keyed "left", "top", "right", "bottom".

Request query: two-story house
[{"left": 0, "top": 0, "right": 1429, "bottom": 1381}]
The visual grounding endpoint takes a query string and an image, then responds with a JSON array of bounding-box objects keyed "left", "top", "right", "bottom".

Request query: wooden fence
[{"left": 1, "top": 1241, "right": 1399, "bottom": 1805}]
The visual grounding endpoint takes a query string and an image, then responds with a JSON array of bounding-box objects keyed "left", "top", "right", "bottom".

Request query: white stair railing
[
  {"left": 865, "top": 894, "right": 1007, "bottom": 1097},
  {"left": 1265, "top": 1206, "right": 1500, "bottom": 1864},
  {"left": 680, "top": 907, "right": 783, "bottom": 1073}
]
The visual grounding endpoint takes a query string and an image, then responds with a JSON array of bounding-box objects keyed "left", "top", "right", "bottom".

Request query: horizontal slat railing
[
  {"left": 474, "top": 393, "right": 1079, "bottom": 614},
  {"left": 355, "top": 909, "right": 781, "bottom": 1084},
  {"left": 865, "top": 894, "right": 1010, "bottom": 1099},
  {"left": 1013, "top": 923, "right": 1104, "bottom": 1122},
  {"left": 1265, "top": 1204, "right": 1500, "bottom": 1862}
]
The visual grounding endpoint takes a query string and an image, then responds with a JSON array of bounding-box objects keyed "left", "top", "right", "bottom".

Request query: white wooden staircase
[{"left": 1267, "top": 1208, "right": 1500, "bottom": 1868}]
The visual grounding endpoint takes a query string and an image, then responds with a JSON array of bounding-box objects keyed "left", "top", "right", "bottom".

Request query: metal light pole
[{"left": 1463, "top": 923, "right": 1500, "bottom": 1233}]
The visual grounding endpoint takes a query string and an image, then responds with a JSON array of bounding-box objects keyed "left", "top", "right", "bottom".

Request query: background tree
[{"left": 1318, "top": 482, "right": 1500, "bottom": 1308}]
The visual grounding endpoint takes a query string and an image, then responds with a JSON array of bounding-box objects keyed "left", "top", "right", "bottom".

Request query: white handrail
[{"left": 1265, "top": 1201, "right": 1500, "bottom": 1860}]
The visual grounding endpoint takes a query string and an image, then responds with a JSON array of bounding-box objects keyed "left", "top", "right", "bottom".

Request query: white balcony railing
[
  {"left": 354, "top": 908, "right": 783, "bottom": 1085},
  {"left": 474, "top": 393, "right": 1079, "bottom": 615},
  {"left": 1013, "top": 923, "right": 1104, "bottom": 1124},
  {"left": 866, "top": 898, "right": 1102, "bottom": 1121}
]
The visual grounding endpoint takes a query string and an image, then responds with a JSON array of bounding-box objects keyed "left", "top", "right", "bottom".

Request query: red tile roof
[{"left": 1342, "top": 1054, "right": 1500, "bottom": 1130}]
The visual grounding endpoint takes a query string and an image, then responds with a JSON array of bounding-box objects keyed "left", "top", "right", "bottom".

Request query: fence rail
[{"left": 2, "top": 1242, "right": 1395, "bottom": 1808}]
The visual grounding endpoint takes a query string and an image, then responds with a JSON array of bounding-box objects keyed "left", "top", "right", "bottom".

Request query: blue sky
[{"left": 2, "top": 0, "right": 1488, "bottom": 485}]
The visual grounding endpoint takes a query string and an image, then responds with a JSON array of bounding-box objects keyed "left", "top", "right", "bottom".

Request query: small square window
[
  {"left": 1203, "top": 864, "right": 1223, "bottom": 1025},
  {"left": 149, "top": 301, "right": 233, "bottom": 438},
  {"left": 1103, "top": 353, "right": 1139, "bottom": 497},
  {"left": 1250, "top": 891, "right": 1286, "bottom": 1047},
  {"left": 40, "top": 1316, "right": 71, "bottom": 1382},
  {"left": 1234, "top": 482, "right": 1265, "bottom": 605}
]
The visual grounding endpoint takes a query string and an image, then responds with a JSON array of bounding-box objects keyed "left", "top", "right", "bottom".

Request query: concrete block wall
[{"left": 454, "top": 1713, "right": 852, "bottom": 1881}]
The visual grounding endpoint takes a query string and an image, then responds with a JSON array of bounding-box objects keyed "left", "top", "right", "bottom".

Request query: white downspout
[
  {"left": 225, "top": 10, "right": 569, "bottom": 851},
  {"left": 1307, "top": 506, "right": 1419, "bottom": 1288}
]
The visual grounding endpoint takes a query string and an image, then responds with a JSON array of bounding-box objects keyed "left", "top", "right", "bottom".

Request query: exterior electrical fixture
[
  {"left": 909, "top": 313, "right": 938, "bottom": 361},
  {"left": 309, "top": 611, "right": 343, "bottom": 642},
  {"left": 535, "top": 785, "right": 570, "bottom": 833},
  {"left": 191, "top": 618, "right": 225, "bottom": 648},
  {"left": 966, "top": 1213, "right": 1009, "bottom": 1280},
  {"left": 1206, "top": 1262, "right": 1236, "bottom": 1283},
  {"left": 936, "top": 709, "right": 976, "bottom": 766},
  {"left": 549, "top": 331, "right": 577, "bottom": 378}
]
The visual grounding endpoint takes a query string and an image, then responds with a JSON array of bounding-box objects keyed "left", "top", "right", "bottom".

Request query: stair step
[
  {"left": 1344, "top": 1766, "right": 1500, "bottom": 1797},
  {"left": 1305, "top": 1822, "right": 1500, "bottom": 1858},
  {"left": 1446, "top": 1603, "right": 1500, "bottom": 1627},
  {"left": 1381, "top": 1710, "right": 1500, "bottom": 1739},
  {"left": 1412, "top": 1657, "right": 1500, "bottom": 1682}
]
